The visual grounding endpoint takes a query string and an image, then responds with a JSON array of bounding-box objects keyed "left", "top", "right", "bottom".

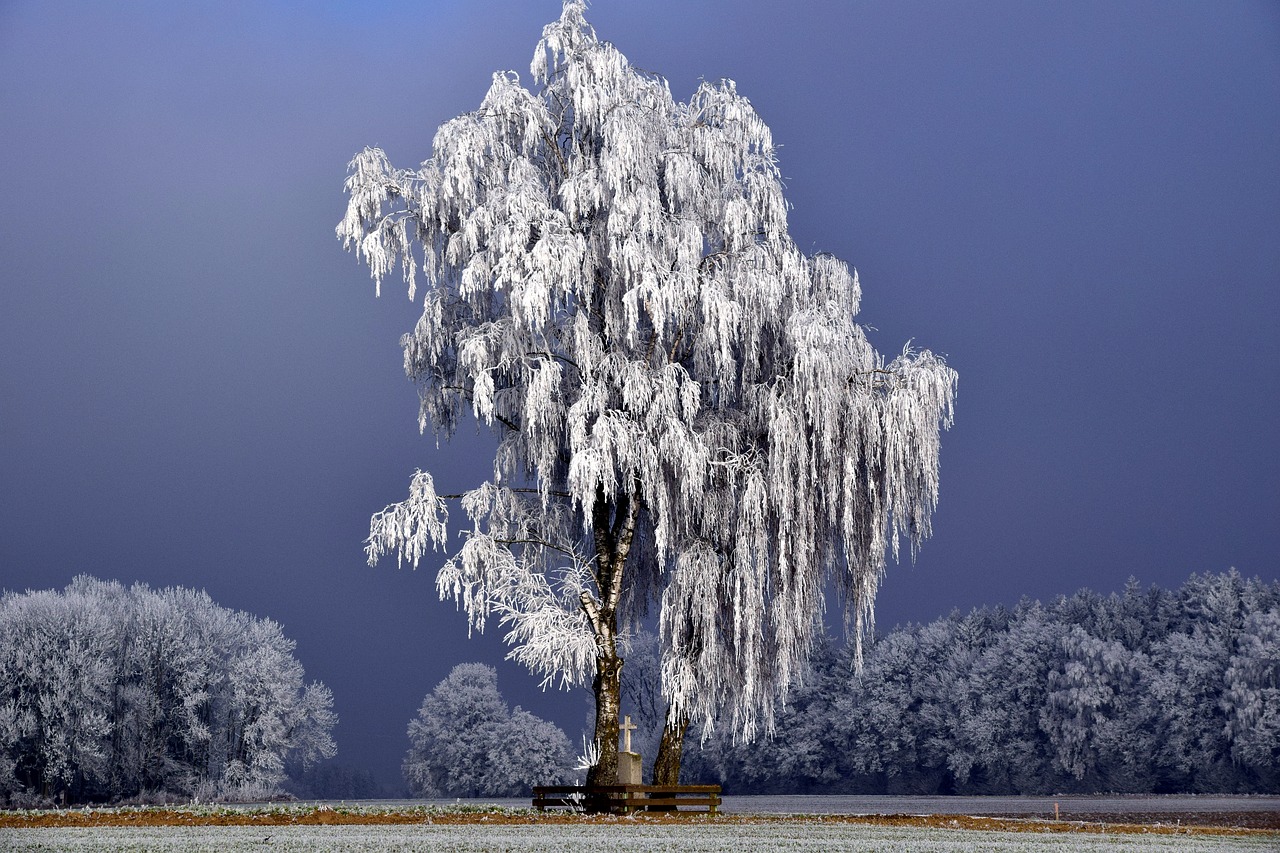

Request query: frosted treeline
[
  {"left": 670, "top": 571, "right": 1279, "bottom": 795},
  {"left": 0, "top": 577, "right": 336, "bottom": 807},
  {"left": 402, "top": 663, "right": 572, "bottom": 797}
]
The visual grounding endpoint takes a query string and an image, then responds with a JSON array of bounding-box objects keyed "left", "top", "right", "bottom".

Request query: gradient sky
[{"left": 2, "top": 0, "right": 1277, "bottom": 787}]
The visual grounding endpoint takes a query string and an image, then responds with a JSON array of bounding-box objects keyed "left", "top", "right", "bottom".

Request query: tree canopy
[{"left": 339, "top": 0, "right": 955, "bottom": 782}]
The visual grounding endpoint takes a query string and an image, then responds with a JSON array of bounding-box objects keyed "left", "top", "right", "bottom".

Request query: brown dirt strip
[{"left": 1, "top": 808, "right": 1276, "bottom": 838}]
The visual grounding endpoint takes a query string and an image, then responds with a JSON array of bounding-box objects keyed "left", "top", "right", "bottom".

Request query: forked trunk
[{"left": 651, "top": 707, "right": 690, "bottom": 786}]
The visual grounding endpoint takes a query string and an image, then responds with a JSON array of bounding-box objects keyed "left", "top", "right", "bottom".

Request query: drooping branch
[{"left": 442, "top": 384, "right": 522, "bottom": 433}]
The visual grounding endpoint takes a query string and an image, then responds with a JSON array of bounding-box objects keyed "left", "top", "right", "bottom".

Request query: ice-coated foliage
[
  {"left": 340, "top": 0, "right": 955, "bottom": 750},
  {"left": 1223, "top": 609, "right": 1280, "bottom": 786},
  {"left": 1040, "top": 627, "right": 1146, "bottom": 783},
  {"left": 682, "top": 571, "right": 1280, "bottom": 795},
  {"left": 0, "top": 578, "right": 336, "bottom": 806},
  {"left": 402, "top": 663, "right": 572, "bottom": 797}
]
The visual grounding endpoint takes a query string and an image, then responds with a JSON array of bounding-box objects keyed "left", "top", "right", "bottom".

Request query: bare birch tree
[{"left": 339, "top": 0, "right": 955, "bottom": 785}]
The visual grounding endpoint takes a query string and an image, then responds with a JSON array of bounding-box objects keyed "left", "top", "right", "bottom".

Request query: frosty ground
[
  {"left": 3, "top": 797, "right": 1276, "bottom": 852},
  {"left": 2, "top": 821, "right": 1273, "bottom": 852}
]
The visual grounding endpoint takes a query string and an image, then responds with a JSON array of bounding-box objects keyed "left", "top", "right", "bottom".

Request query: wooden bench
[{"left": 533, "top": 784, "right": 721, "bottom": 815}]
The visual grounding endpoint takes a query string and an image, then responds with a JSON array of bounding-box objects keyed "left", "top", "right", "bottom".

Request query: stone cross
[{"left": 620, "top": 714, "right": 637, "bottom": 753}]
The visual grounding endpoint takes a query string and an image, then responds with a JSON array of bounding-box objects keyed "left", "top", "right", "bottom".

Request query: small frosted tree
[
  {"left": 339, "top": 0, "right": 955, "bottom": 785},
  {"left": 403, "top": 663, "right": 571, "bottom": 797}
]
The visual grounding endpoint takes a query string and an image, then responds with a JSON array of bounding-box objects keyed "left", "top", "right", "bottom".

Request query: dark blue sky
[{"left": 2, "top": 1, "right": 1277, "bottom": 787}]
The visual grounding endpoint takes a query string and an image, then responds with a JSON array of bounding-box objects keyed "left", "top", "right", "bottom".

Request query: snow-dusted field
[
  {"left": 396, "top": 793, "right": 1280, "bottom": 819},
  {"left": 5, "top": 797, "right": 1275, "bottom": 851},
  {"left": 1, "top": 823, "right": 1271, "bottom": 852}
]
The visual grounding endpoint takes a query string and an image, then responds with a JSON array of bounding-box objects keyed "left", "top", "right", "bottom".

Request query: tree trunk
[
  {"left": 652, "top": 708, "right": 690, "bottom": 786},
  {"left": 581, "top": 488, "right": 640, "bottom": 790},
  {"left": 585, "top": 649, "right": 622, "bottom": 787}
]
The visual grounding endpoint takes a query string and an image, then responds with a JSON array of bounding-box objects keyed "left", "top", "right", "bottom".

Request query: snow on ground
[
  {"left": 717, "top": 794, "right": 1280, "bottom": 818},
  {"left": 1, "top": 823, "right": 1271, "bottom": 852},
  {"left": 325, "top": 793, "right": 1280, "bottom": 818}
]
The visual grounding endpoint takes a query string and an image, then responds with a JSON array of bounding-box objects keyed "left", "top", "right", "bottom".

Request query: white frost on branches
[
  {"left": 340, "top": 0, "right": 956, "bottom": 741},
  {"left": 0, "top": 578, "right": 336, "bottom": 805}
]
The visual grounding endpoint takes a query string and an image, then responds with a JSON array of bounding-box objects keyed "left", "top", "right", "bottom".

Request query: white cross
[{"left": 620, "top": 714, "right": 637, "bottom": 753}]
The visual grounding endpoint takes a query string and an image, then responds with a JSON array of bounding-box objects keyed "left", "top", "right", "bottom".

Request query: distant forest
[{"left": 665, "top": 570, "right": 1278, "bottom": 795}]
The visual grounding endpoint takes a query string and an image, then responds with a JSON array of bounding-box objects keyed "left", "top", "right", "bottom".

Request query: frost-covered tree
[
  {"left": 1223, "top": 609, "right": 1280, "bottom": 788},
  {"left": 0, "top": 588, "right": 114, "bottom": 803},
  {"left": 218, "top": 615, "right": 338, "bottom": 795},
  {"left": 954, "top": 603, "right": 1061, "bottom": 793},
  {"left": 1040, "top": 627, "right": 1151, "bottom": 790},
  {"left": 402, "top": 663, "right": 571, "bottom": 797},
  {"left": 0, "top": 578, "right": 335, "bottom": 806},
  {"left": 339, "top": 0, "right": 955, "bottom": 784},
  {"left": 1136, "top": 629, "right": 1233, "bottom": 791}
]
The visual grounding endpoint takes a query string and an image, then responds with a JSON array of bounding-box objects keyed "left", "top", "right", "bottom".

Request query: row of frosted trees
[
  {"left": 673, "top": 571, "right": 1279, "bottom": 795},
  {"left": 0, "top": 577, "right": 336, "bottom": 806}
]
